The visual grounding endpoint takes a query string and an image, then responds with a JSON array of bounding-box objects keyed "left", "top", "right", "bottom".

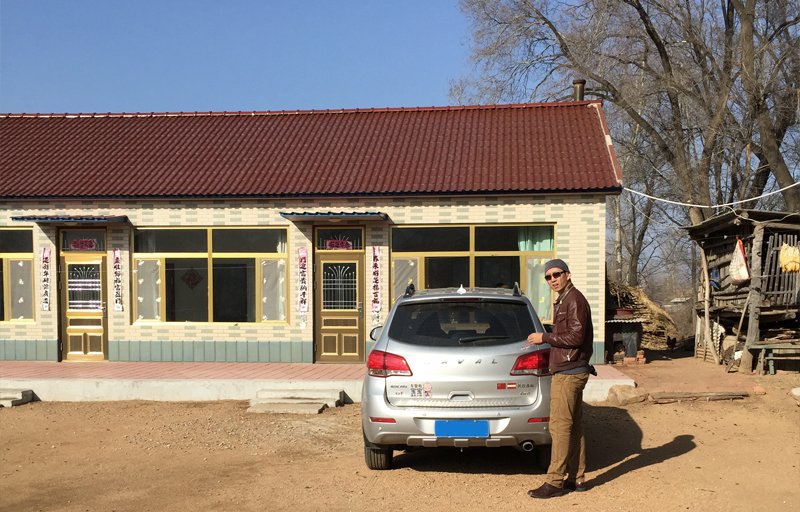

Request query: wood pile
[{"left": 608, "top": 281, "right": 682, "bottom": 350}]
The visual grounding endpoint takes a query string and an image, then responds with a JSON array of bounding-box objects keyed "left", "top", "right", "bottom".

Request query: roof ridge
[{"left": 0, "top": 101, "right": 601, "bottom": 119}]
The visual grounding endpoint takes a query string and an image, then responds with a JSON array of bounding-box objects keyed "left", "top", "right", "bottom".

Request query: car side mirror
[{"left": 369, "top": 326, "right": 383, "bottom": 341}]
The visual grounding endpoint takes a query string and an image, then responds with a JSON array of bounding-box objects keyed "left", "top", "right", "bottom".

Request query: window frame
[
  {"left": 0, "top": 228, "right": 35, "bottom": 322},
  {"left": 131, "top": 227, "right": 289, "bottom": 324},
  {"left": 389, "top": 224, "right": 557, "bottom": 320}
]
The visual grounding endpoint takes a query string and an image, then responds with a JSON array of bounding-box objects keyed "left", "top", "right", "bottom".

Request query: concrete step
[
  {"left": 0, "top": 388, "right": 34, "bottom": 407},
  {"left": 246, "top": 387, "right": 345, "bottom": 414},
  {"left": 253, "top": 388, "right": 344, "bottom": 407}
]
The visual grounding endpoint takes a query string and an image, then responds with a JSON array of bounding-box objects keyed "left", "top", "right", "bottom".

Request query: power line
[{"left": 623, "top": 181, "right": 800, "bottom": 208}]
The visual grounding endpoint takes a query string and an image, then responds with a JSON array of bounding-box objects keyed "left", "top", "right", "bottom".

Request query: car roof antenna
[
  {"left": 404, "top": 280, "right": 416, "bottom": 297},
  {"left": 512, "top": 282, "right": 522, "bottom": 296}
]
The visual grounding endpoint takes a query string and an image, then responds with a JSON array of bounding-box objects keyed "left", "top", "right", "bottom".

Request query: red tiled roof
[{"left": 0, "top": 102, "right": 622, "bottom": 199}]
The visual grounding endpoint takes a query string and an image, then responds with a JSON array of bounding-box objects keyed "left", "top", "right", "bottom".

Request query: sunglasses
[{"left": 544, "top": 271, "right": 566, "bottom": 281}]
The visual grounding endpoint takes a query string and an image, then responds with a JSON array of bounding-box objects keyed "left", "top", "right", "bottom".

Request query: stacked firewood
[{"left": 608, "top": 281, "right": 682, "bottom": 350}]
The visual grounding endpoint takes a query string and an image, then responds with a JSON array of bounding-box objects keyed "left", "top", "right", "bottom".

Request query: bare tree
[
  {"left": 456, "top": 0, "right": 799, "bottom": 366},
  {"left": 455, "top": 0, "right": 800, "bottom": 225}
]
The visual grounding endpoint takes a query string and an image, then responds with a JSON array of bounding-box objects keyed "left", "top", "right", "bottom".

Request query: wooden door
[
  {"left": 314, "top": 252, "right": 364, "bottom": 363},
  {"left": 61, "top": 254, "right": 107, "bottom": 361}
]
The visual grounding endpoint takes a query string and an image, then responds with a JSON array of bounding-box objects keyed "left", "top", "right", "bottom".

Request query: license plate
[{"left": 434, "top": 420, "right": 489, "bottom": 438}]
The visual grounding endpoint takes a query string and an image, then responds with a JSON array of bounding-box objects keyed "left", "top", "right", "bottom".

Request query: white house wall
[{"left": 0, "top": 194, "right": 608, "bottom": 363}]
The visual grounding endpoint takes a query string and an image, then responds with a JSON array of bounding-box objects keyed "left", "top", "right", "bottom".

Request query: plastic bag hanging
[{"left": 729, "top": 238, "right": 750, "bottom": 285}]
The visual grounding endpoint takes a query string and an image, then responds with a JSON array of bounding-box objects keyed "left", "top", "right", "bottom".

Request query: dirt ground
[{"left": 2, "top": 350, "right": 799, "bottom": 512}]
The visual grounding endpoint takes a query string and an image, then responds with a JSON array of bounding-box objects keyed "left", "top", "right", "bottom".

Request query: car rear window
[{"left": 387, "top": 300, "right": 535, "bottom": 347}]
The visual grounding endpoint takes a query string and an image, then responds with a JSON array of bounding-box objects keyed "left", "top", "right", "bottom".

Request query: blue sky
[{"left": 0, "top": 0, "right": 472, "bottom": 113}]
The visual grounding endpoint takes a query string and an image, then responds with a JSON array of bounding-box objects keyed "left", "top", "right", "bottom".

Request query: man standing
[{"left": 526, "top": 258, "right": 594, "bottom": 499}]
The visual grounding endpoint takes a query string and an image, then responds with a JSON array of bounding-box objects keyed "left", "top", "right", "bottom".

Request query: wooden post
[
  {"left": 699, "top": 246, "right": 720, "bottom": 364},
  {"left": 740, "top": 224, "right": 765, "bottom": 373}
]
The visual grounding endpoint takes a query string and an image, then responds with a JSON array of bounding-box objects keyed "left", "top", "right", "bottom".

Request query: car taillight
[
  {"left": 510, "top": 349, "right": 550, "bottom": 375},
  {"left": 367, "top": 350, "right": 413, "bottom": 377}
]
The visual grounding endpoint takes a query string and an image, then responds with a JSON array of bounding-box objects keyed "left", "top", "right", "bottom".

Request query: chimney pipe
[{"left": 572, "top": 79, "right": 586, "bottom": 101}]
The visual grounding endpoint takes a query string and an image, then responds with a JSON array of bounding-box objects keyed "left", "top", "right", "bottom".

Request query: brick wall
[{"left": 1, "top": 194, "right": 608, "bottom": 362}]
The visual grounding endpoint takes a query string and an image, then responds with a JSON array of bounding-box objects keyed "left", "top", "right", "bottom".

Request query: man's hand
[{"left": 527, "top": 332, "right": 544, "bottom": 345}]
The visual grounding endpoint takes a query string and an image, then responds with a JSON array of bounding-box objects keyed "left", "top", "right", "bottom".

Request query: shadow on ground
[
  {"left": 394, "top": 402, "right": 696, "bottom": 478},
  {"left": 644, "top": 347, "right": 696, "bottom": 361},
  {"left": 584, "top": 403, "right": 696, "bottom": 488}
]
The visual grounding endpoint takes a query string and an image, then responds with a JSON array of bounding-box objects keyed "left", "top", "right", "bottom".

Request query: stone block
[{"left": 606, "top": 385, "right": 647, "bottom": 406}]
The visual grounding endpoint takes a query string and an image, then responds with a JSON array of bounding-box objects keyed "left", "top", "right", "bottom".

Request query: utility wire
[{"left": 623, "top": 181, "right": 800, "bottom": 208}]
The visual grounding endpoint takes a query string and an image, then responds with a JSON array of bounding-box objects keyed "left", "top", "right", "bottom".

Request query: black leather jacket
[{"left": 542, "top": 283, "right": 593, "bottom": 374}]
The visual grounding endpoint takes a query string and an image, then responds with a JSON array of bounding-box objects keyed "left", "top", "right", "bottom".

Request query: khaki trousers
[{"left": 545, "top": 371, "right": 589, "bottom": 487}]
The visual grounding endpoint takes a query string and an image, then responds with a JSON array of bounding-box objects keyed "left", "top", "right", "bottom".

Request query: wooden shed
[{"left": 685, "top": 210, "right": 799, "bottom": 372}]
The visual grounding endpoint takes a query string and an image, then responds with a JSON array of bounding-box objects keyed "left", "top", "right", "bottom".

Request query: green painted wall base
[
  {"left": 591, "top": 341, "right": 605, "bottom": 365},
  {"left": 109, "top": 339, "right": 313, "bottom": 363},
  {"left": 0, "top": 339, "right": 59, "bottom": 361}
]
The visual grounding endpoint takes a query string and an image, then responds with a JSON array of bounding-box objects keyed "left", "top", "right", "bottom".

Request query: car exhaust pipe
[{"left": 520, "top": 441, "right": 535, "bottom": 452}]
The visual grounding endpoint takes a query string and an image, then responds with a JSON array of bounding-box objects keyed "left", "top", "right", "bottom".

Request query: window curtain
[
  {"left": 517, "top": 227, "right": 553, "bottom": 252},
  {"left": 276, "top": 235, "right": 287, "bottom": 254},
  {"left": 393, "top": 258, "right": 418, "bottom": 301},
  {"left": 135, "top": 259, "right": 161, "bottom": 320},
  {"left": 9, "top": 259, "right": 33, "bottom": 320},
  {"left": 526, "top": 258, "right": 553, "bottom": 321},
  {"left": 261, "top": 259, "right": 286, "bottom": 321}
]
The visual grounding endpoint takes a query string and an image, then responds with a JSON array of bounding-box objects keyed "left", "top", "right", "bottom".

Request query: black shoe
[
  {"left": 564, "top": 480, "right": 588, "bottom": 492},
  {"left": 527, "top": 483, "right": 566, "bottom": 499}
]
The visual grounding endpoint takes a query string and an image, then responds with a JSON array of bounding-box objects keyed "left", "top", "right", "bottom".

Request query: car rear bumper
[{"left": 361, "top": 379, "right": 552, "bottom": 449}]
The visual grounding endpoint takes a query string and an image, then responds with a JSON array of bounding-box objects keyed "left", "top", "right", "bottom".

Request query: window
[
  {"left": 392, "top": 258, "right": 419, "bottom": 299},
  {"left": 387, "top": 300, "right": 536, "bottom": 347},
  {"left": 392, "top": 227, "right": 470, "bottom": 252},
  {"left": 62, "top": 229, "right": 106, "bottom": 252},
  {"left": 133, "top": 228, "right": 287, "bottom": 323},
  {"left": 316, "top": 228, "right": 363, "bottom": 250},
  {"left": 0, "top": 229, "right": 35, "bottom": 321},
  {"left": 390, "top": 225, "right": 556, "bottom": 320}
]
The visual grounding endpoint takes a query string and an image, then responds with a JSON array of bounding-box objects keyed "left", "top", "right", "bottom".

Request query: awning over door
[
  {"left": 279, "top": 211, "right": 389, "bottom": 222},
  {"left": 11, "top": 215, "right": 130, "bottom": 225}
]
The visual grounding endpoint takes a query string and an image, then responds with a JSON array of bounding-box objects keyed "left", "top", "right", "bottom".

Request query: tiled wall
[{"left": 0, "top": 195, "right": 608, "bottom": 362}]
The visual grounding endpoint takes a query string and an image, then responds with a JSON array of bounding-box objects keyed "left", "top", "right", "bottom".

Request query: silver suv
[{"left": 361, "top": 284, "right": 552, "bottom": 470}]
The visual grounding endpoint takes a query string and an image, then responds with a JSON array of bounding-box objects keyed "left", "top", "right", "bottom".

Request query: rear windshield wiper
[{"left": 458, "top": 335, "right": 509, "bottom": 344}]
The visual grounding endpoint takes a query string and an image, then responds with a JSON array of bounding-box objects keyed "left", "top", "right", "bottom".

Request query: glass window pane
[
  {"left": 393, "top": 257, "right": 419, "bottom": 301},
  {"left": 135, "top": 259, "right": 161, "bottom": 320},
  {"left": 213, "top": 258, "right": 255, "bottom": 322},
  {"left": 475, "top": 226, "right": 519, "bottom": 251},
  {"left": 135, "top": 230, "right": 207, "bottom": 253},
  {"left": 260, "top": 259, "right": 286, "bottom": 321},
  {"left": 475, "top": 226, "right": 554, "bottom": 251},
  {"left": 322, "top": 262, "right": 357, "bottom": 309},
  {"left": 0, "top": 230, "right": 33, "bottom": 253},
  {"left": 165, "top": 258, "right": 208, "bottom": 321},
  {"left": 317, "top": 229, "right": 363, "bottom": 250},
  {"left": 67, "top": 263, "right": 102, "bottom": 311},
  {"left": 424, "top": 257, "right": 469, "bottom": 289},
  {"left": 475, "top": 256, "right": 520, "bottom": 289},
  {"left": 0, "top": 259, "right": 5, "bottom": 319},
  {"left": 62, "top": 230, "right": 105, "bottom": 252},
  {"left": 392, "top": 227, "right": 469, "bottom": 252},
  {"left": 9, "top": 259, "right": 33, "bottom": 319},
  {"left": 387, "top": 301, "right": 535, "bottom": 347},
  {"left": 213, "top": 229, "right": 286, "bottom": 253},
  {"left": 527, "top": 257, "right": 553, "bottom": 321}
]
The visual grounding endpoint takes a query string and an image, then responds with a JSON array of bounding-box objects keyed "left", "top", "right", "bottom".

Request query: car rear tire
[{"left": 364, "top": 444, "right": 394, "bottom": 470}]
